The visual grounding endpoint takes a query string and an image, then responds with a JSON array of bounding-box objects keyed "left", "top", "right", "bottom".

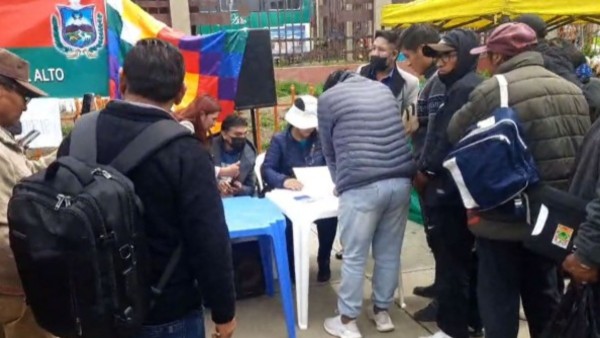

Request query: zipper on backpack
[
  {"left": 92, "top": 168, "right": 112, "bottom": 179},
  {"left": 54, "top": 194, "right": 72, "bottom": 210}
]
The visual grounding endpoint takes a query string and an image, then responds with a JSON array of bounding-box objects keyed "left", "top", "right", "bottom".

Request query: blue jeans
[
  {"left": 136, "top": 309, "right": 205, "bottom": 338},
  {"left": 337, "top": 178, "right": 411, "bottom": 318}
]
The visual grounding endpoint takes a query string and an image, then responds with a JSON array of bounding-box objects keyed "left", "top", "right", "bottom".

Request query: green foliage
[
  {"left": 276, "top": 81, "right": 324, "bottom": 97},
  {"left": 62, "top": 124, "right": 74, "bottom": 137}
]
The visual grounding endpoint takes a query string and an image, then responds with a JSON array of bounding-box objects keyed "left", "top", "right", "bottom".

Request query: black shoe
[
  {"left": 317, "top": 260, "right": 331, "bottom": 283},
  {"left": 469, "top": 327, "right": 484, "bottom": 338},
  {"left": 413, "top": 300, "right": 438, "bottom": 322},
  {"left": 413, "top": 283, "right": 436, "bottom": 298}
]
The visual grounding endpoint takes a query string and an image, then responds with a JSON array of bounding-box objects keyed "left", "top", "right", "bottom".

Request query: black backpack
[{"left": 7, "top": 111, "right": 190, "bottom": 338}]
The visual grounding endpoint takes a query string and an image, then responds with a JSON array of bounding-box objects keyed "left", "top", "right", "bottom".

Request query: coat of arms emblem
[{"left": 51, "top": 0, "right": 104, "bottom": 59}]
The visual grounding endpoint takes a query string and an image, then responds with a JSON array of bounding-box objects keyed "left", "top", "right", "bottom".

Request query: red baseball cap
[{"left": 470, "top": 23, "right": 538, "bottom": 57}]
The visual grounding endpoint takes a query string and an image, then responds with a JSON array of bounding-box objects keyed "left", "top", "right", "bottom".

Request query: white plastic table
[
  {"left": 266, "top": 189, "right": 407, "bottom": 330},
  {"left": 266, "top": 189, "right": 338, "bottom": 330}
]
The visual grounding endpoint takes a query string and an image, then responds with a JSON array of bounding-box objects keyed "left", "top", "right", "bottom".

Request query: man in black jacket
[
  {"left": 211, "top": 114, "right": 256, "bottom": 197},
  {"left": 416, "top": 29, "right": 483, "bottom": 338},
  {"left": 57, "top": 39, "right": 236, "bottom": 338}
]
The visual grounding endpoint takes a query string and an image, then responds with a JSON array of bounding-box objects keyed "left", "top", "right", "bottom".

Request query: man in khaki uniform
[{"left": 0, "top": 49, "right": 55, "bottom": 338}]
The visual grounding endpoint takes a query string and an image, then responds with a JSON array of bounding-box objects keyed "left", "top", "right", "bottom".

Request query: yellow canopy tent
[{"left": 381, "top": 0, "right": 600, "bottom": 31}]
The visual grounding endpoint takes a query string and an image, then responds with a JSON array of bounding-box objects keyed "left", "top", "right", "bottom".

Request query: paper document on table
[{"left": 293, "top": 166, "right": 336, "bottom": 199}]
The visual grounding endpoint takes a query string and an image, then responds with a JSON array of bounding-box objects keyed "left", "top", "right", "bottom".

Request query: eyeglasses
[{"left": 437, "top": 51, "right": 458, "bottom": 63}]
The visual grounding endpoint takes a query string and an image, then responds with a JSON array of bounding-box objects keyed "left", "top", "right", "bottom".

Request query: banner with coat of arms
[{"left": 0, "top": 0, "right": 108, "bottom": 97}]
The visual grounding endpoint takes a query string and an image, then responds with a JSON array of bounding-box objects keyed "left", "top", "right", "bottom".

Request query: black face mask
[
  {"left": 369, "top": 55, "right": 389, "bottom": 72},
  {"left": 228, "top": 137, "right": 246, "bottom": 152}
]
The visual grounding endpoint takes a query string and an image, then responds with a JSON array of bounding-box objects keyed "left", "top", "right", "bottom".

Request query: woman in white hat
[{"left": 261, "top": 95, "right": 338, "bottom": 282}]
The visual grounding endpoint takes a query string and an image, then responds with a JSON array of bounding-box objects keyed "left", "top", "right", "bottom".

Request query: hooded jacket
[
  {"left": 448, "top": 52, "right": 590, "bottom": 241},
  {"left": 419, "top": 29, "right": 483, "bottom": 207},
  {"left": 535, "top": 41, "right": 582, "bottom": 87}
]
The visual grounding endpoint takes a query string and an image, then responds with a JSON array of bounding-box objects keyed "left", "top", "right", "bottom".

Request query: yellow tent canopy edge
[{"left": 381, "top": 0, "right": 600, "bottom": 31}]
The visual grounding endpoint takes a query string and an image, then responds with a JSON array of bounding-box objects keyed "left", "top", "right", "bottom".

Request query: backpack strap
[
  {"left": 495, "top": 75, "right": 509, "bottom": 108},
  {"left": 110, "top": 120, "right": 192, "bottom": 174},
  {"left": 69, "top": 111, "right": 101, "bottom": 164}
]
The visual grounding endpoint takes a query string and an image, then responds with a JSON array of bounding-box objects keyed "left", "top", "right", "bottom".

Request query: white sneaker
[
  {"left": 368, "top": 308, "right": 395, "bottom": 332},
  {"left": 419, "top": 330, "right": 453, "bottom": 338},
  {"left": 324, "top": 315, "right": 363, "bottom": 338}
]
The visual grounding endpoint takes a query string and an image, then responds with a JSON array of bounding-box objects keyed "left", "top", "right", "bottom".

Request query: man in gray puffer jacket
[
  {"left": 448, "top": 23, "right": 590, "bottom": 338},
  {"left": 318, "top": 70, "right": 415, "bottom": 338}
]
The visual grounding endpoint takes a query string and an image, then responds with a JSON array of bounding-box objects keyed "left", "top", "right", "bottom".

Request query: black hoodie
[{"left": 419, "top": 29, "right": 483, "bottom": 206}]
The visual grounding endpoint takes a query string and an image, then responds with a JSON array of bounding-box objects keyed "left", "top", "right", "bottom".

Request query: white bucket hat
[{"left": 285, "top": 95, "right": 318, "bottom": 130}]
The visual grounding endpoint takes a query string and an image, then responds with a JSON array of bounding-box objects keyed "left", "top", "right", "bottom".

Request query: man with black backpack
[{"left": 9, "top": 39, "right": 236, "bottom": 338}]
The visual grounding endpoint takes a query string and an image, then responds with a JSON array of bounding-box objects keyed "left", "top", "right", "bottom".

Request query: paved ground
[{"left": 205, "top": 221, "right": 531, "bottom": 338}]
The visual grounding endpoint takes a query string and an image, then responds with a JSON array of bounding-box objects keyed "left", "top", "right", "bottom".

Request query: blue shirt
[{"left": 220, "top": 143, "right": 241, "bottom": 166}]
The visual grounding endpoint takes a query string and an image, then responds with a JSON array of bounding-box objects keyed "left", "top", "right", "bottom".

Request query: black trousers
[
  {"left": 428, "top": 205, "right": 481, "bottom": 338},
  {"left": 422, "top": 199, "right": 441, "bottom": 290},
  {"left": 285, "top": 217, "right": 338, "bottom": 279},
  {"left": 477, "top": 238, "right": 561, "bottom": 338}
]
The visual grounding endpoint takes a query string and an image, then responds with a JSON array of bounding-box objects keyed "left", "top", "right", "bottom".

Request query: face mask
[
  {"left": 397, "top": 53, "right": 407, "bottom": 62},
  {"left": 369, "top": 56, "right": 389, "bottom": 72},
  {"left": 229, "top": 137, "right": 246, "bottom": 152}
]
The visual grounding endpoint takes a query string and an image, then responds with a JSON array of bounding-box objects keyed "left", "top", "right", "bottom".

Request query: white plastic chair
[{"left": 255, "top": 152, "right": 266, "bottom": 193}]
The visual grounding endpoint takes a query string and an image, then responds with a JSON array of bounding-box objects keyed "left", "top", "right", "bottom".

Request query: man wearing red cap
[
  {"left": 447, "top": 23, "right": 590, "bottom": 338},
  {"left": 0, "top": 49, "right": 55, "bottom": 337}
]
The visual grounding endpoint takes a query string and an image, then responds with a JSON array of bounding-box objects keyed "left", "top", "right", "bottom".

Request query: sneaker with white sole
[
  {"left": 368, "top": 308, "right": 395, "bottom": 332},
  {"left": 419, "top": 330, "right": 453, "bottom": 338},
  {"left": 324, "top": 315, "right": 362, "bottom": 338}
]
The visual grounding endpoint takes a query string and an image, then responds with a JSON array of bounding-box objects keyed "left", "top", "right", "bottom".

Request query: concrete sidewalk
[{"left": 208, "top": 221, "right": 531, "bottom": 338}]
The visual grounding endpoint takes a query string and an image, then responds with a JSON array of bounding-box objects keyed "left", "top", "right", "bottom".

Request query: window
[
  {"left": 262, "top": 0, "right": 301, "bottom": 10},
  {"left": 220, "top": 0, "right": 260, "bottom": 12}
]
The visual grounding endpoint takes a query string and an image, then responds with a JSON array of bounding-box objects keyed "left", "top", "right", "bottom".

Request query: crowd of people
[{"left": 0, "top": 12, "right": 599, "bottom": 338}]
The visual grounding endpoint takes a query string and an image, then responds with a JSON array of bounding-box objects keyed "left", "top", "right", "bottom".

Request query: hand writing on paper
[{"left": 283, "top": 178, "right": 304, "bottom": 191}]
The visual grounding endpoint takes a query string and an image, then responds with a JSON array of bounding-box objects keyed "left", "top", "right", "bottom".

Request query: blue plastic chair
[{"left": 222, "top": 197, "right": 296, "bottom": 338}]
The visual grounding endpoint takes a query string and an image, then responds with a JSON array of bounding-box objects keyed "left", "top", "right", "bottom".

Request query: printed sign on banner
[{"left": 0, "top": 0, "right": 108, "bottom": 97}]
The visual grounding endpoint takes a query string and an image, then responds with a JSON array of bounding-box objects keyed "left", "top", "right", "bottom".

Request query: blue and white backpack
[{"left": 443, "top": 75, "right": 539, "bottom": 211}]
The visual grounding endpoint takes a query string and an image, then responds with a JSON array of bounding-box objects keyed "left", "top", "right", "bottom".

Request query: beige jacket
[{"left": 0, "top": 127, "right": 55, "bottom": 295}]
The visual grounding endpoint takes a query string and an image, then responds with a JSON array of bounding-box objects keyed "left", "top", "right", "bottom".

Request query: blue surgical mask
[{"left": 397, "top": 53, "right": 407, "bottom": 62}]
